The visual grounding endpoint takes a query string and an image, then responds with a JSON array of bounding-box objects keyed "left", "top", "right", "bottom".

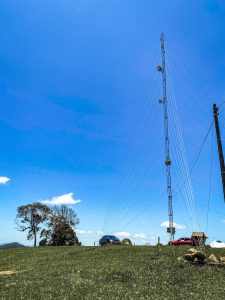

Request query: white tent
[{"left": 210, "top": 240, "right": 225, "bottom": 248}]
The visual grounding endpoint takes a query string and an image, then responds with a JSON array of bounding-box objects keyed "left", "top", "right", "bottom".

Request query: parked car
[
  {"left": 99, "top": 235, "right": 120, "bottom": 246},
  {"left": 168, "top": 237, "right": 194, "bottom": 246}
]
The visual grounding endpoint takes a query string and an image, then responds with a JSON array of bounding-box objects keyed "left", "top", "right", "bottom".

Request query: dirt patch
[{"left": 0, "top": 270, "right": 17, "bottom": 276}]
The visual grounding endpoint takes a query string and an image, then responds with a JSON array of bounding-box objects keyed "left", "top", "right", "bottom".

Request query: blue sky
[{"left": 1, "top": 0, "right": 225, "bottom": 246}]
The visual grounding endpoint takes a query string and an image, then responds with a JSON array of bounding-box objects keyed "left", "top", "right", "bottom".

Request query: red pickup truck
[{"left": 168, "top": 237, "right": 194, "bottom": 246}]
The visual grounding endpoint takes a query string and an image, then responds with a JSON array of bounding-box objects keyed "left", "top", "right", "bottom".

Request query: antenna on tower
[{"left": 157, "top": 33, "right": 175, "bottom": 241}]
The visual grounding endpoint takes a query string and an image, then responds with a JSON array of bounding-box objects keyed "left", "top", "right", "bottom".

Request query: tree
[
  {"left": 16, "top": 203, "right": 50, "bottom": 247},
  {"left": 51, "top": 221, "right": 80, "bottom": 246},
  {"left": 39, "top": 205, "right": 80, "bottom": 246},
  {"left": 49, "top": 205, "right": 80, "bottom": 227}
]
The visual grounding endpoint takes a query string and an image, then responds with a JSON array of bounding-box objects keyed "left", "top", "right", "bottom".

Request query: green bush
[{"left": 121, "top": 238, "right": 132, "bottom": 245}]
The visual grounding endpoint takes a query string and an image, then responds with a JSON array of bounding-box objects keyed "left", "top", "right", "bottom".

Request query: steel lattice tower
[{"left": 157, "top": 33, "right": 175, "bottom": 241}]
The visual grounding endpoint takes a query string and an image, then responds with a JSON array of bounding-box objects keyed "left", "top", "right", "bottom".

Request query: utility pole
[
  {"left": 157, "top": 33, "right": 175, "bottom": 241},
  {"left": 213, "top": 103, "right": 225, "bottom": 202}
]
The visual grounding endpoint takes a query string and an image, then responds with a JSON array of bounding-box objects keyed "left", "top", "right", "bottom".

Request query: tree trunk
[{"left": 34, "top": 227, "right": 36, "bottom": 247}]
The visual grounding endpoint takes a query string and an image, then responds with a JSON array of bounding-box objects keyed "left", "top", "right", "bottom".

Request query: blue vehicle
[{"left": 99, "top": 235, "right": 120, "bottom": 246}]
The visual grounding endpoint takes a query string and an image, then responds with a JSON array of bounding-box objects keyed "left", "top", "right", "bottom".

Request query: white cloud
[
  {"left": 134, "top": 233, "right": 149, "bottom": 239},
  {"left": 41, "top": 193, "right": 81, "bottom": 205},
  {"left": 160, "top": 221, "right": 186, "bottom": 230},
  {"left": 114, "top": 231, "right": 131, "bottom": 237},
  {"left": 97, "top": 230, "right": 104, "bottom": 235},
  {"left": 222, "top": 220, "right": 225, "bottom": 223},
  {"left": 0, "top": 176, "right": 10, "bottom": 184},
  {"left": 76, "top": 229, "right": 92, "bottom": 234}
]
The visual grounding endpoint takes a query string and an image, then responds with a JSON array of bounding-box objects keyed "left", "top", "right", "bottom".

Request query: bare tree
[{"left": 49, "top": 205, "right": 80, "bottom": 227}]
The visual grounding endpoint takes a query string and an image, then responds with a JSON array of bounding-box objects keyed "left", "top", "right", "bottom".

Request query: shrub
[{"left": 121, "top": 238, "right": 132, "bottom": 245}]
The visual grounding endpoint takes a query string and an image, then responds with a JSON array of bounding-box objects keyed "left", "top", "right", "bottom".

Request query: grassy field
[{"left": 0, "top": 245, "right": 225, "bottom": 299}]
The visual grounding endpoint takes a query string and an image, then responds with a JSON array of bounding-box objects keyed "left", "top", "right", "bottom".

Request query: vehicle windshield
[{"left": 102, "top": 235, "right": 118, "bottom": 240}]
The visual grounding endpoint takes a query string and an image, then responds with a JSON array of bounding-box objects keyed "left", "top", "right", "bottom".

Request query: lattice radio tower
[{"left": 157, "top": 33, "right": 175, "bottom": 241}]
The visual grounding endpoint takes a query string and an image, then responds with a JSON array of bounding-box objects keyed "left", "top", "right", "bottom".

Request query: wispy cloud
[
  {"left": 113, "top": 232, "right": 150, "bottom": 239},
  {"left": 96, "top": 230, "right": 104, "bottom": 235},
  {"left": 41, "top": 193, "right": 81, "bottom": 205},
  {"left": 134, "top": 233, "right": 149, "bottom": 239},
  {"left": 0, "top": 176, "right": 10, "bottom": 184},
  {"left": 76, "top": 229, "right": 92, "bottom": 234},
  {"left": 114, "top": 231, "right": 131, "bottom": 237},
  {"left": 222, "top": 220, "right": 225, "bottom": 223},
  {"left": 160, "top": 221, "right": 186, "bottom": 229},
  {"left": 140, "top": 240, "right": 147, "bottom": 244}
]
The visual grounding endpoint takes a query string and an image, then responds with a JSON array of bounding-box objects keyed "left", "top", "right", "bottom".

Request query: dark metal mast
[
  {"left": 213, "top": 103, "right": 225, "bottom": 202},
  {"left": 157, "top": 33, "right": 175, "bottom": 241}
]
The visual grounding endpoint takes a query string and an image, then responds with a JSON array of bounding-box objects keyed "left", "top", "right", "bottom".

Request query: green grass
[{"left": 0, "top": 245, "right": 225, "bottom": 299}]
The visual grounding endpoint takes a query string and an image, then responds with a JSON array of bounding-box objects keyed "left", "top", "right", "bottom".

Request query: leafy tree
[
  {"left": 39, "top": 238, "right": 48, "bottom": 247},
  {"left": 39, "top": 228, "right": 52, "bottom": 246},
  {"left": 16, "top": 203, "right": 50, "bottom": 247},
  {"left": 39, "top": 205, "right": 80, "bottom": 246},
  {"left": 51, "top": 221, "right": 80, "bottom": 246}
]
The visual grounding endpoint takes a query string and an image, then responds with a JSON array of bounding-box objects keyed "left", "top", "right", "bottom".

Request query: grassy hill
[
  {"left": 0, "top": 242, "right": 27, "bottom": 249},
  {"left": 0, "top": 245, "right": 225, "bottom": 299}
]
